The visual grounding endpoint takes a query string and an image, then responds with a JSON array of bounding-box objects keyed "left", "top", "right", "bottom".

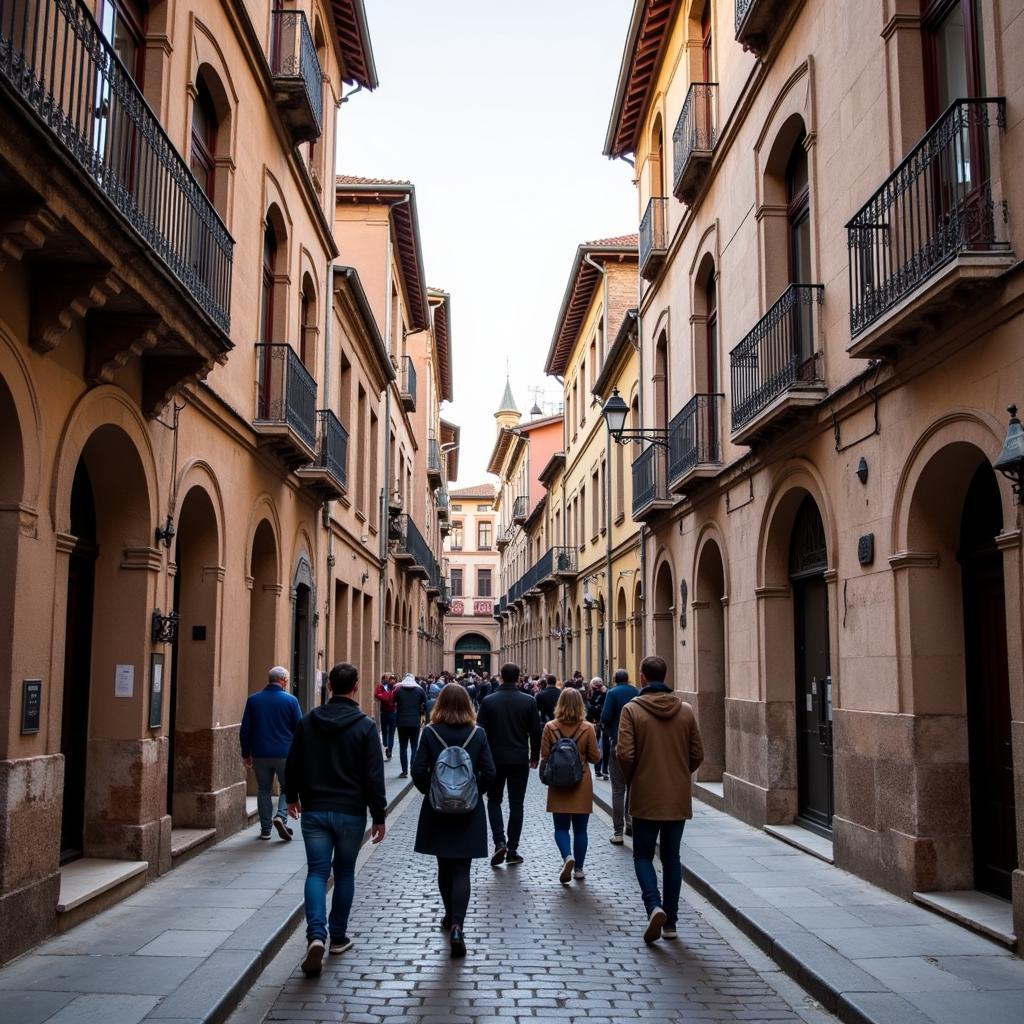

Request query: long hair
[
  {"left": 430, "top": 682, "right": 476, "bottom": 726},
  {"left": 553, "top": 687, "right": 586, "bottom": 728}
]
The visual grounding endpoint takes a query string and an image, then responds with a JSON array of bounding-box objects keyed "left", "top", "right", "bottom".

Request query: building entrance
[{"left": 454, "top": 633, "right": 492, "bottom": 675}]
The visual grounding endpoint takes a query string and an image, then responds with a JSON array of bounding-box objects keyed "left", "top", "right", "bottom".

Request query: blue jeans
[
  {"left": 552, "top": 813, "right": 589, "bottom": 869},
  {"left": 252, "top": 757, "right": 288, "bottom": 833},
  {"left": 300, "top": 810, "right": 366, "bottom": 943},
  {"left": 632, "top": 818, "right": 685, "bottom": 925},
  {"left": 381, "top": 712, "right": 397, "bottom": 754}
]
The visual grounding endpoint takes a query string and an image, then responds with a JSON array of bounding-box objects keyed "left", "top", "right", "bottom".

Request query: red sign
[
  {"left": 451, "top": 600, "right": 465, "bottom": 616},
  {"left": 474, "top": 600, "right": 493, "bottom": 615}
]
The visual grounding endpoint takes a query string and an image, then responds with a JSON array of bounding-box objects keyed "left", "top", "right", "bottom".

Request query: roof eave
[
  {"left": 592, "top": 308, "right": 638, "bottom": 398},
  {"left": 333, "top": 265, "right": 395, "bottom": 385},
  {"left": 603, "top": 0, "right": 648, "bottom": 158}
]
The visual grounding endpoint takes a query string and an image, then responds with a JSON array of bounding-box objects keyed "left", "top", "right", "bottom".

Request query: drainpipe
[{"left": 321, "top": 263, "right": 335, "bottom": 695}]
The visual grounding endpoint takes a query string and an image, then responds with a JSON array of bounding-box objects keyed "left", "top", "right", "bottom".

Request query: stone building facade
[{"left": 604, "top": 0, "right": 1023, "bottom": 939}]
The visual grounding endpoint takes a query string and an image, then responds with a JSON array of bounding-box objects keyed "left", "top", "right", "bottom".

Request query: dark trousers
[
  {"left": 600, "top": 731, "right": 611, "bottom": 775},
  {"left": 486, "top": 762, "right": 530, "bottom": 851},
  {"left": 632, "top": 818, "right": 686, "bottom": 926},
  {"left": 380, "top": 712, "right": 397, "bottom": 754},
  {"left": 397, "top": 725, "right": 420, "bottom": 772},
  {"left": 437, "top": 856, "right": 472, "bottom": 926}
]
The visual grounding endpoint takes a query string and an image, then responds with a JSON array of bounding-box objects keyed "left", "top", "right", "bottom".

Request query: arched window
[
  {"left": 190, "top": 79, "right": 217, "bottom": 200},
  {"left": 300, "top": 273, "right": 317, "bottom": 370},
  {"left": 261, "top": 217, "right": 277, "bottom": 343},
  {"left": 649, "top": 115, "right": 665, "bottom": 199},
  {"left": 786, "top": 135, "right": 810, "bottom": 286}
]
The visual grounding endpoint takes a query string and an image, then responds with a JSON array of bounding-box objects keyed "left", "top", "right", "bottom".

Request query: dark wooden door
[{"left": 292, "top": 584, "right": 311, "bottom": 712}]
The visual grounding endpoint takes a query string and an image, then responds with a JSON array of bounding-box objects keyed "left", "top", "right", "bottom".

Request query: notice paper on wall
[{"left": 115, "top": 664, "right": 135, "bottom": 698}]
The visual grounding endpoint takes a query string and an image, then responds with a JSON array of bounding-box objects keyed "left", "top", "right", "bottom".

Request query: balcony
[
  {"left": 254, "top": 344, "right": 317, "bottom": 467},
  {"left": 668, "top": 394, "right": 724, "bottom": 493},
  {"left": 400, "top": 355, "right": 417, "bottom": 412},
  {"left": 631, "top": 442, "right": 673, "bottom": 522},
  {"left": 730, "top": 284, "right": 826, "bottom": 445},
  {"left": 846, "top": 98, "right": 1013, "bottom": 359},
  {"left": 493, "top": 597, "right": 506, "bottom": 621},
  {"left": 435, "top": 488, "right": 450, "bottom": 522},
  {"left": 297, "top": 410, "right": 348, "bottom": 499},
  {"left": 390, "top": 513, "right": 436, "bottom": 582},
  {"left": 496, "top": 528, "right": 511, "bottom": 551},
  {"left": 639, "top": 197, "right": 669, "bottom": 280},
  {"left": 511, "top": 495, "right": 528, "bottom": 525},
  {"left": 427, "top": 432, "right": 443, "bottom": 486},
  {"left": 673, "top": 83, "right": 717, "bottom": 205},
  {"left": 735, "top": 0, "right": 789, "bottom": 56},
  {"left": 0, "top": 0, "right": 233, "bottom": 411},
  {"left": 270, "top": 9, "right": 323, "bottom": 144}
]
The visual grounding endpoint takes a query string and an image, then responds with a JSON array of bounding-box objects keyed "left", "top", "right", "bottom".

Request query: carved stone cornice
[{"left": 888, "top": 550, "right": 939, "bottom": 571}]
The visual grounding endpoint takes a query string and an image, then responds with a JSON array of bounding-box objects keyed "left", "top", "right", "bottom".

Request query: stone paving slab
[
  {"left": 0, "top": 758, "right": 412, "bottom": 1024},
  {"left": 591, "top": 776, "right": 1024, "bottom": 1024}
]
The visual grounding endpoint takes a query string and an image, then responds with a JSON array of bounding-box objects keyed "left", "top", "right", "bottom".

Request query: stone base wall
[{"left": 170, "top": 724, "right": 246, "bottom": 836}]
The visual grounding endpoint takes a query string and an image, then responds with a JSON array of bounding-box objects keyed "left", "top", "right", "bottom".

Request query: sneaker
[
  {"left": 624, "top": 824, "right": 633, "bottom": 837},
  {"left": 273, "top": 817, "right": 293, "bottom": 841},
  {"left": 398, "top": 771, "right": 408, "bottom": 779},
  {"left": 609, "top": 833, "right": 624, "bottom": 845},
  {"left": 258, "top": 831, "right": 272, "bottom": 841},
  {"left": 450, "top": 924, "right": 466, "bottom": 959},
  {"left": 385, "top": 751, "right": 392, "bottom": 761},
  {"left": 329, "top": 936, "right": 353, "bottom": 955},
  {"left": 490, "top": 845, "right": 507, "bottom": 867},
  {"left": 662, "top": 924, "right": 678, "bottom": 940},
  {"left": 643, "top": 906, "right": 667, "bottom": 944},
  {"left": 573, "top": 869, "right": 586, "bottom": 880},
  {"left": 505, "top": 850, "right": 524, "bottom": 866},
  {"left": 301, "top": 939, "right": 325, "bottom": 976},
  {"left": 559, "top": 856, "right": 575, "bottom": 884}
]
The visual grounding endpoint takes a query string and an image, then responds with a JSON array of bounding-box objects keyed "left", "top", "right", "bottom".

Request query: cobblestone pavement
[{"left": 255, "top": 781, "right": 834, "bottom": 1024}]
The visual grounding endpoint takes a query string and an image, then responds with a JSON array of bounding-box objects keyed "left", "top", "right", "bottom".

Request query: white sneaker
[
  {"left": 301, "top": 939, "right": 325, "bottom": 975},
  {"left": 609, "top": 833, "right": 624, "bottom": 845},
  {"left": 559, "top": 856, "right": 575, "bottom": 884},
  {"left": 573, "top": 869, "right": 586, "bottom": 880},
  {"left": 643, "top": 906, "right": 667, "bottom": 944}
]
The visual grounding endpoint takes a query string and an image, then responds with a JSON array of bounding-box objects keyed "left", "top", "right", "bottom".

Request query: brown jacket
[
  {"left": 540, "top": 720, "right": 601, "bottom": 814},
  {"left": 616, "top": 689, "right": 703, "bottom": 820}
]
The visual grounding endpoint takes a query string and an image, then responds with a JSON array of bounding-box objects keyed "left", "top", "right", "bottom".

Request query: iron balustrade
[
  {"left": 735, "top": 0, "right": 756, "bottom": 31},
  {"left": 639, "top": 196, "right": 668, "bottom": 276},
  {"left": 315, "top": 410, "right": 348, "bottom": 487},
  {"left": 255, "top": 343, "right": 317, "bottom": 449},
  {"left": 435, "top": 488, "right": 450, "bottom": 514},
  {"left": 401, "top": 354, "right": 417, "bottom": 404},
  {"left": 729, "top": 283, "right": 824, "bottom": 431},
  {"left": 427, "top": 434, "right": 443, "bottom": 476},
  {"left": 270, "top": 8, "right": 323, "bottom": 135},
  {"left": 553, "top": 545, "right": 577, "bottom": 576},
  {"left": 673, "top": 82, "right": 717, "bottom": 198},
  {"left": 393, "top": 513, "right": 438, "bottom": 579},
  {"left": 846, "top": 98, "right": 1008, "bottom": 337},
  {"left": 632, "top": 443, "right": 668, "bottom": 517},
  {"left": 668, "top": 393, "right": 724, "bottom": 483},
  {"left": 0, "top": 0, "right": 234, "bottom": 333},
  {"left": 511, "top": 494, "right": 528, "bottom": 522}
]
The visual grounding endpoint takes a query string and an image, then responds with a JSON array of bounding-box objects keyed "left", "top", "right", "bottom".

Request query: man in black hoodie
[{"left": 286, "top": 663, "right": 386, "bottom": 977}]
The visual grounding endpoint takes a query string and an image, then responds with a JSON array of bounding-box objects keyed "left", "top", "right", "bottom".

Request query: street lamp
[
  {"left": 994, "top": 404, "right": 1024, "bottom": 503},
  {"left": 601, "top": 387, "right": 669, "bottom": 448}
]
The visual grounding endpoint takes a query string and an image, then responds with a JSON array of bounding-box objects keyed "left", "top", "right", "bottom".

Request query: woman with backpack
[
  {"left": 411, "top": 682, "right": 496, "bottom": 958},
  {"left": 539, "top": 687, "right": 601, "bottom": 884}
]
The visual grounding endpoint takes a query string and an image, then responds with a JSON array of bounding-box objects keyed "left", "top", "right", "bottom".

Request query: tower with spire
[{"left": 495, "top": 373, "right": 521, "bottom": 431}]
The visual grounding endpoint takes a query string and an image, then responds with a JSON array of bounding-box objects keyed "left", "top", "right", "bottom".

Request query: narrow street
[{"left": 232, "top": 784, "right": 832, "bottom": 1024}]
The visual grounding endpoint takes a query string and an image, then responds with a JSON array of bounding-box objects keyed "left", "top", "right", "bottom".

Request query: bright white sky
[{"left": 337, "top": 0, "right": 638, "bottom": 489}]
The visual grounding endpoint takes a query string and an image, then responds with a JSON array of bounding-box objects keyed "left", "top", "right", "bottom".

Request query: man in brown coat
[{"left": 616, "top": 655, "right": 704, "bottom": 943}]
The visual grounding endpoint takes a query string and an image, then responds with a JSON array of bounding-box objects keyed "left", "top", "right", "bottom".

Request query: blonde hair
[
  {"left": 430, "top": 682, "right": 477, "bottom": 726},
  {"left": 553, "top": 687, "right": 586, "bottom": 727}
]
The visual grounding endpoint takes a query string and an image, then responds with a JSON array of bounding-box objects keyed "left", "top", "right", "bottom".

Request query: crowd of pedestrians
[{"left": 239, "top": 657, "right": 704, "bottom": 974}]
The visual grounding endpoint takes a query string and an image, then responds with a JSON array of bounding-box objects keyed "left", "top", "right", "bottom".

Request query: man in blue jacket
[
  {"left": 601, "top": 667, "right": 639, "bottom": 844},
  {"left": 241, "top": 665, "right": 302, "bottom": 840}
]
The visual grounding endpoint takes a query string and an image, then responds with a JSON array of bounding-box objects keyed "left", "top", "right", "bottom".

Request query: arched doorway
[
  {"left": 615, "top": 589, "right": 627, "bottom": 677},
  {"left": 248, "top": 520, "right": 278, "bottom": 694},
  {"left": 167, "top": 485, "right": 220, "bottom": 820},
  {"left": 455, "top": 633, "right": 492, "bottom": 675},
  {"left": 292, "top": 556, "right": 315, "bottom": 711},
  {"left": 653, "top": 561, "right": 675, "bottom": 684},
  {"left": 695, "top": 539, "right": 726, "bottom": 781},
  {"left": 0, "top": 373, "right": 25, "bottom": 708},
  {"left": 960, "top": 463, "right": 1015, "bottom": 898},
  {"left": 789, "top": 495, "right": 833, "bottom": 836}
]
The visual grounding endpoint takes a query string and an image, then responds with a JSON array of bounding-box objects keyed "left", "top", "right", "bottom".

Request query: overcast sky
[{"left": 337, "top": 1, "right": 638, "bottom": 488}]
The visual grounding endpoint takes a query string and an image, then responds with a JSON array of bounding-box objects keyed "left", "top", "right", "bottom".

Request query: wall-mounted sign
[
  {"left": 115, "top": 663, "right": 135, "bottom": 698},
  {"left": 21, "top": 679, "right": 42, "bottom": 734},
  {"left": 450, "top": 600, "right": 465, "bottom": 616},
  {"left": 148, "top": 654, "right": 164, "bottom": 730},
  {"left": 473, "top": 600, "right": 493, "bottom": 615}
]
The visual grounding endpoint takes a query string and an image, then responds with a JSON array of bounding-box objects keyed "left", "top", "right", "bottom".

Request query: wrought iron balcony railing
[
  {"left": 392, "top": 513, "right": 438, "bottom": 582},
  {"left": 639, "top": 196, "right": 669, "bottom": 280},
  {"left": 427, "top": 432, "right": 443, "bottom": 482},
  {"left": 729, "top": 283, "right": 824, "bottom": 433},
  {"left": 668, "top": 393, "right": 724, "bottom": 486},
  {"left": 315, "top": 410, "right": 348, "bottom": 486},
  {"left": 673, "top": 82, "right": 717, "bottom": 204},
  {"left": 632, "top": 442, "right": 670, "bottom": 519},
  {"left": 735, "top": 0, "right": 787, "bottom": 56},
  {"left": 400, "top": 354, "right": 417, "bottom": 411},
  {"left": 846, "top": 98, "right": 1009, "bottom": 339},
  {"left": 0, "top": 0, "right": 234, "bottom": 333},
  {"left": 270, "top": 8, "right": 323, "bottom": 142},
  {"left": 255, "top": 343, "right": 317, "bottom": 451},
  {"left": 435, "top": 488, "right": 450, "bottom": 517},
  {"left": 511, "top": 494, "right": 528, "bottom": 524}
]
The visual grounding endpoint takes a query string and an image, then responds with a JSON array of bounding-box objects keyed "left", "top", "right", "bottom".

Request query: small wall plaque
[
  {"left": 21, "top": 679, "right": 42, "bottom": 734},
  {"left": 148, "top": 653, "right": 164, "bottom": 730},
  {"left": 192, "top": 625, "right": 207, "bottom": 641},
  {"left": 858, "top": 533, "right": 875, "bottom": 566}
]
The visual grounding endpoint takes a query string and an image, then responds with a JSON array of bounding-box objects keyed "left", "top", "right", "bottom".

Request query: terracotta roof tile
[
  {"left": 585, "top": 234, "right": 639, "bottom": 247},
  {"left": 335, "top": 173, "right": 412, "bottom": 186},
  {"left": 450, "top": 483, "right": 496, "bottom": 499}
]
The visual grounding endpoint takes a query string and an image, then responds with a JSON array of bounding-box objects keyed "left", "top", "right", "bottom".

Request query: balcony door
[{"left": 786, "top": 137, "right": 814, "bottom": 372}]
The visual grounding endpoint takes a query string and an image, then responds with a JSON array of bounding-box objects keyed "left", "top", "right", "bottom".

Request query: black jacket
[
  {"left": 284, "top": 697, "right": 387, "bottom": 824},
  {"left": 477, "top": 683, "right": 542, "bottom": 764},
  {"left": 535, "top": 686, "right": 559, "bottom": 724},
  {"left": 394, "top": 682, "right": 426, "bottom": 726},
  {"left": 412, "top": 723, "right": 496, "bottom": 859}
]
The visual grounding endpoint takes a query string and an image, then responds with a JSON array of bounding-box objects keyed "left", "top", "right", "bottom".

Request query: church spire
[{"left": 495, "top": 372, "right": 521, "bottom": 430}]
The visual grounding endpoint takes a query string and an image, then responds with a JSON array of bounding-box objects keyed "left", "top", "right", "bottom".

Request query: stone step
[
  {"left": 56, "top": 858, "right": 149, "bottom": 932},
  {"left": 169, "top": 827, "right": 217, "bottom": 865},
  {"left": 764, "top": 822, "right": 835, "bottom": 864},
  {"left": 913, "top": 889, "right": 1017, "bottom": 950}
]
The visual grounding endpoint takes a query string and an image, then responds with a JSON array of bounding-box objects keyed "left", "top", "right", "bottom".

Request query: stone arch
[
  {"left": 247, "top": 518, "right": 280, "bottom": 695},
  {"left": 291, "top": 549, "right": 316, "bottom": 711},
  {"left": 632, "top": 577, "right": 644, "bottom": 679},
  {"left": 614, "top": 587, "right": 628, "bottom": 677},
  {"left": 694, "top": 530, "right": 727, "bottom": 780},
  {"left": 648, "top": 110, "right": 666, "bottom": 198},
  {"left": 652, "top": 554, "right": 676, "bottom": 684},
  {"left": 299, "top": 261, "right": 320, "bottom": 374},
  {"left": 173, "top": 460, "right": 226, "bottom": 567},
  {"left": 0, "top": 319, "right": 41, "bottom": 508}
]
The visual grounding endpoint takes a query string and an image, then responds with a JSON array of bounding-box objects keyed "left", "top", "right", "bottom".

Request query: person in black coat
[
  {"left": 394, "top": 674, "right": 426, "bottom": 778},
  {"left": 412, "top": 683, "right": 496, "bottom": 959}
]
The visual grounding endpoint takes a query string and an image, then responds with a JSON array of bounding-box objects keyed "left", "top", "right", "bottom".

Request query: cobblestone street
[{"left": 251, "top": 782, "right": 830, "bottom": 1024}]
